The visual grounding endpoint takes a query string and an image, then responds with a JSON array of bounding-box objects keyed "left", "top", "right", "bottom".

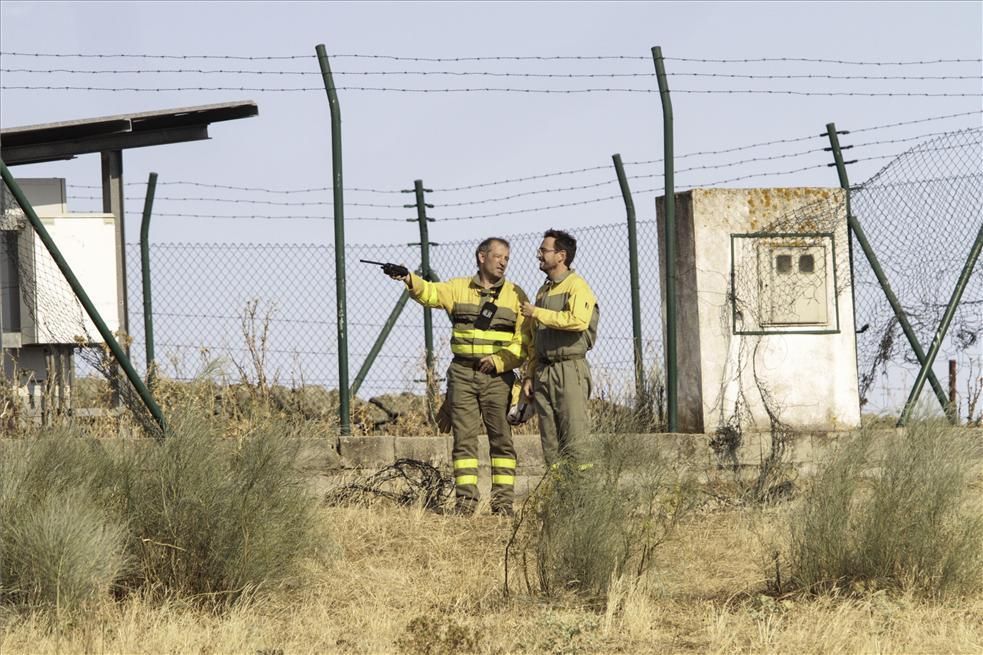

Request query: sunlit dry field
[{"left": 3, "top": 478, "right": 981, "bottom": 655}]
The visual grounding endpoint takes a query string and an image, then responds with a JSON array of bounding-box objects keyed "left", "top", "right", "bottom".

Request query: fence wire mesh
[
  {"left": 0, "top": 184, "right": 158, "bottom": 430},
  {"left": 850, "top": 127, "right": 982, "bottom": 418},
  {"left": 3, "top": 126, "right": 980, "bottom": 429},
  {"left": 122, "top": 220, "right": 666, "bottom": 406}
]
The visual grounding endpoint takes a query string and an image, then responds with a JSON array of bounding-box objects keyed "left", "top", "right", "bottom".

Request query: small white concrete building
[
  {"left": 657, "top": 188, "right": 861, "bottom": 434},
  {"left": 1, "top": 102, "right": 259, "bottom": 423},
  {"left": 1, "top": 179, "right": 120, "bottom": 419}
]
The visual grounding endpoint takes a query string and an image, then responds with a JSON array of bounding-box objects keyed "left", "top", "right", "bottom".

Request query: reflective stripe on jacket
[
  {"left": 406, "top": 273, "right": 531, "bottom": 373},
  {"left": 525, "top": 270, "right": 599, "bottom": 378}
]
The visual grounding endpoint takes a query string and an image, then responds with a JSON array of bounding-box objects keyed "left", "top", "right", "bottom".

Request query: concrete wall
[
  {"left": 657, "top": 188, "right": 860, "bottom": 434},
  {"left": 322, "top": 426, "right": 983, "bottom": 497}
]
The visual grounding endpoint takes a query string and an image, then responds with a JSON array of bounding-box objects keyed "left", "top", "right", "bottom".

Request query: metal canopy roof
[{"left": 0, "top": 101, "right": 259, "bottom": 166}]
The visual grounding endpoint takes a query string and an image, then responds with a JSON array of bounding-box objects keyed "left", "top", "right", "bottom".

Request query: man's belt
[{"left": 537, "top": 354, "right": 586, "bottom": 366}]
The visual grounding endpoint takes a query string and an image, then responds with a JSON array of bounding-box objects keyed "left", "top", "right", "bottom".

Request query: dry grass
[{"left": 2, "top": 485, "right": 981, "bottom": 654}]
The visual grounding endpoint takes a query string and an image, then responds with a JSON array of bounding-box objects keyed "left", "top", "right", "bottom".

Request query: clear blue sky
[{"left": 2, "top": 1, "right": 980, "bottom": 246}]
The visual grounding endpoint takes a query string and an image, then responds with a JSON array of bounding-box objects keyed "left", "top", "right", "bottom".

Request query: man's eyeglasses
[{"left": 537, "top": 248, "right": 557, "bottom": 255}]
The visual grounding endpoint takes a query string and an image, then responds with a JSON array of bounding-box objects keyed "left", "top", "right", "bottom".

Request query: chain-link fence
[
  {"left": 1, "top": 177, "right": 160, "bottom": 432},
  {"left": 123, "top": 218, "right": 665, "bottom": 404},
  {"left": 850, "top": 127, "right": 982, "bottom": 418},
  {"left": 5, "top": 126, "right": 980, "bottom": 428}
]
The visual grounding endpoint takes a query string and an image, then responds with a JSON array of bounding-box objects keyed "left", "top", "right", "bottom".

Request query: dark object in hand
[{"left": 360, "top": 259, "right": 410, "bottom": 277}]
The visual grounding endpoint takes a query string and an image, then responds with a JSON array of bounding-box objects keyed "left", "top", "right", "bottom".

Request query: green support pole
[
  {"left": 825, "top": 123, "right": 950, "bottom": 419},
  {"left": 1, "top": 160, "right": 166, "bottom": 436},
  {"left": 350, "top": 268, "right": 442, "bottom": 398},
  {"left": 140, "top": 172, "right": 158, "bottom": 385},
  {"left": 351, "top": 290, "right": 411, "bottom": 398},
  {"left": 407, "top": 180, "right": 437, "bottom": 423},
  {"left": 899, "top": 222, "right": 983, "bottom": 425},
  {"left": 316, "top": 43, "right": 351, "bottom": 436},
  {"left": 612, "top": 154, "right": 646, "bottom": 412},
  {"left": 653, "top": 46, "right": 678, "bottom": 432}
]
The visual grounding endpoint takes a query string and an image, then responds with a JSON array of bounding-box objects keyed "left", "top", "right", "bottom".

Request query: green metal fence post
[
  {"left": 652, "top": 46, "right": 678, "bottom": 432},
  {"left": 406, "top": 180, "right": 438, "bottom": 423},
  {"left": 139, "top": 172, "right": 158, "bottom": 386},
  {"left": 825, "top": 123, "right": 951, "bottom": 419},
  {"left": 1, "top": 160, "right": 166, "bottom": 436},
  {"left": 316, "top": 43, "right": 351, "bottom": 436},
  {"left": 612, "top": 154, "right": 646, "bottom": 412},
  {"left": 899, "top": 222, "right": 983, "bottom": 425}
]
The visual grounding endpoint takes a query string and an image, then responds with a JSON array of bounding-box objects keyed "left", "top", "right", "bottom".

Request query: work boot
[
  {"left": 491, "top": 504, "right": 514, "bottom": 518},
  {"left": 450, "top": 498, "right": 477, "bottom": 517}
]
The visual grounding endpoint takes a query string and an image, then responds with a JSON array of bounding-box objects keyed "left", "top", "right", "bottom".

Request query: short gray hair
[{"left": 475, "top": 237, "right": 510, "bottom": 266}]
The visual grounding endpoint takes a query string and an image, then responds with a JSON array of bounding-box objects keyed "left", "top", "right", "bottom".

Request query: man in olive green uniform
[
  {"left": 389, "top": 238, "right": 531, "bottom": 515},
  {"left": 521, "top": 229, "right": 599, "bottom": 467}
]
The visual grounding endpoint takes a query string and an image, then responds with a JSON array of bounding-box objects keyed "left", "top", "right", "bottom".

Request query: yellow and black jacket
[
  {"left": 525, "top": 270, "right": 599, "bottom": 377},
  {"left": 405, "top": 273, "right": 531, "bottom": 373}
]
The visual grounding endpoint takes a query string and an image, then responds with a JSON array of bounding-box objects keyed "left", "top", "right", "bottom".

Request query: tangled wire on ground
[{"left": 325, "top": 458, "right": 453, "bottom": 511}]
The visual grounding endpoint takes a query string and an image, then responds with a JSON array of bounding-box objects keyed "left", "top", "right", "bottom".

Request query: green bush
[
  {"left": 788, "top": 420, "right": 983, "bottom": 597},
  {"left": 508, "top": 432, "right": 694, "bottom": 600}
]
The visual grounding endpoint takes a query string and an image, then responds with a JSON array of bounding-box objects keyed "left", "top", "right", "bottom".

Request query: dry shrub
[
  {"left": 506, "top": 432, "right": 695, "bottom": 601},
  {"left": 0, "top": 409, "right": 325, "bottom": 615},
  {"left": 788, "top": 420, "right": 983, "bottom": 597},
  {"left": 0, "top": 436, "right": 128, "bottom": 614},
  {"left": 396, "top": 613, "right": 479, "bottom": 655},
  {"left": 116, "top": 410, "right": 325, "bottom": 606}
]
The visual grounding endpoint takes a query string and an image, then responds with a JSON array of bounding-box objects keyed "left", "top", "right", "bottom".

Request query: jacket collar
[
  {"left": 545, "top": 269, "right": 574, "bottom": 286},
  {"left": 471, "top": 274, "right": 506, "bottom": 291}
]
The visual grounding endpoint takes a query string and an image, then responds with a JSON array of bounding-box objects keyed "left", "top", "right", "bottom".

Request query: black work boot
[
  {"left": 451, "top": 498, "right": 477, "bottom": 516},
  {"left": 491, "top": 504, "right": 514, "bottom": 518}
]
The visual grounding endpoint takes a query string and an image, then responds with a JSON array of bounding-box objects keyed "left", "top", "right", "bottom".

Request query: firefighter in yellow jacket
[
  {"left": 521, "top": 229, "right": 599, "bottom": 467},
  {"left": 388, "top": 237, "right": 531, "bottom": 515}
]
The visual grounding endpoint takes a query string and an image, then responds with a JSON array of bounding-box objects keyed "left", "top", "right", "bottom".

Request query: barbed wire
[
  {"left": 433, "top": 166, "right": 826, "bottom": 221},
  {"left": 856, "top": 172, "right": 982, "bottom": 191},
  {"left": 3, "top": 84, "right": 979, "bottom": 96},
  {"left": 665, "top": 56, "right": 982, "bottom": 66},
  {"left": 435, "top": 148, "right": 951, "bottom": 222},
  {"left": 66, "top": 147, "right": 828, "bottom": 213},
  {"left": 434, "top": 146, "right": 835, "bottom": 207},
  {"left": 434, "top": 111, "right": 980, "bottom": 193},
  {"left": 0, "top": 51, "right": 314, "bottom": 61},
  {"left": 143, "top": 212, "right": 406, "bottom": 221},
  {"left": 67, "top": 181, "right": 405, "bottom": 194},
  {"left": 3, "top": 51, "right": 979, "bottom": 65},
  {"left": 68, "top": 195, "right": 408, "bottom": 209},
  {"left": 60, "top": 112, "right": 982, "bottom": 203},
  {"left": 848, "top": 110, "right": 982, "bottom": 133},
  {"left": 65, "top": 132, "right": 951, "bottom": 210},
  {"left": 3, "top": 66, "right": 978, "bottom": 81}
]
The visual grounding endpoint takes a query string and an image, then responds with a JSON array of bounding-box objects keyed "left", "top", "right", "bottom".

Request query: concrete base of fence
[{"left": 310, "top": 427, "right": 983, "bottom": 500}]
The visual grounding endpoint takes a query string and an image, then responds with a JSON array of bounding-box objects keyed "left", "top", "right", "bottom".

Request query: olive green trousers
[
  {"left": 533, "top": 358, "right": 592, "bottom": 466},
  {"left": 446, "top": 360, "right": 516, "bottom": 510}
]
